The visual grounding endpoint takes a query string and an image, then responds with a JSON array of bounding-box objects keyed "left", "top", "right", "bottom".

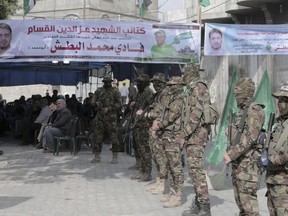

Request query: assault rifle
[{"left": 264, "top": 112, "right": 275, "bottom": 151}]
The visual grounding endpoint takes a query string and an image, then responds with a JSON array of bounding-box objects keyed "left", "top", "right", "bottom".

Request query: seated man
[
  {"left": 22, "top": 98, "right": 52, "bottom": 145},
  {"left": 42, "top": 99, "right": 72, "bottom": 153}
]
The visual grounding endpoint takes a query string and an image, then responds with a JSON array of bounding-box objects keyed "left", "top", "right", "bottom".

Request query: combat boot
[
  {"left": 182, "top": 197, "right": 200, "bottom": 216},
  {"left": 130, "top": 171, "right": 142, "bottom": 180},
  {"left": 91, "top": 152, "right": 101, "bottom": 163},
  {"left": 111, "top": 153, "right": 118, "bottom": 164},
  {"left": 163, "top": 191, "right": 182, "bottom": 208},
  {"left": 197, "top": 204, "right": 211, "bottom": 216},
  {"left": 138, "top": 173, "right": 152, "bottom": 182},
  {"left": 146, "top": 177, "right": 160, "bottom": 192},
  {"left": 128, "top": 159, "right": 141, "bottom": 170},
  {"left": 160, "top": 188, "right": 175, "bottom": 202},
  {"left": 151, "top": 179, "right": 165, "bottom": 195}
]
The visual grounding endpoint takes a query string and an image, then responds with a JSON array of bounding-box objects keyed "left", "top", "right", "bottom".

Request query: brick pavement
[{"left": 0, "top": 136, "right": 269, "bottom": 216}]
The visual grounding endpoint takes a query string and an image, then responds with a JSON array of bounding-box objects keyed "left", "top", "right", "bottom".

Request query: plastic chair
[
  {"left": 74, "top": 117, "right": 93, "bottom": 155},
  {"left": 53, "top": 116, "right": 78, "bottom": 156}
]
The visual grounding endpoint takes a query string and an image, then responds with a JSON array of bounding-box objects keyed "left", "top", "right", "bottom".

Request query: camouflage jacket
[
  {"left": 266, "top": 116, "right": 288, "bottom": 185},
  {"left": 183, "top": 81, "right": 210, "bottom": 139},
  {"left": 92, "top": 86, "right": 121, "bottom": 119},
  {"left": 133, "top": 86, "right": 154, "bottom": 128},
  {"left": 157, "top": 87, "right": 186, "bottom": 139},
  {"left": 148, "top": 86, "right": 169, "bottom": 121},
  {"left": 228, "top": 102, "right": 265, "bottom": 182}
]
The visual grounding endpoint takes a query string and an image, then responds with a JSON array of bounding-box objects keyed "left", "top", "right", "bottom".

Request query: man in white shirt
[{"left": 120, "top": 82, "right": 129, "bottom": 105}]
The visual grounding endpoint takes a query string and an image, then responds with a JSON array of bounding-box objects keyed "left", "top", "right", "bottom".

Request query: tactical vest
[{"left": 268, "top": 117, "right": 288, "bottom": 166}]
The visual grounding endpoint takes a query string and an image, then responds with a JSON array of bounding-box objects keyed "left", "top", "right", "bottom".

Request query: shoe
[
  {"left": 0, "top": 150, "right": 3, "bottom": 156},
  {"left": 138, "top": 173, "right": 152, "bottom": 182},
  {"left": 42, "top": 148, "right": 53, "bottom": 153},
  {"left": 35, "top": 143, "right": 43, "bottom": 149},
  {"left": 130, "top": 172, "right": 142, "bottom": 180}
]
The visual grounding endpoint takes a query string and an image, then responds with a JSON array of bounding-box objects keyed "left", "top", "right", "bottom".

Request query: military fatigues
[
  {"left": 148, "top": 86, "right": 169, "bottom": 181},
  {"left": 153, "top": 76, "right": 186, "bottom": 208},
  {"left": 265, "top": 84, "right": 288, "bottom": 216},
  {"left": 92, "top": 83, "right": 121, "bottom": 154},
  {"left": 266, "top": 116, "right": 288, "bottom": 216},
  {"left": 147, "top": 74, "right": 168, "bottom": 184},
  {"left": 184, "top": 81, "right": 211, "bottom": 206},
  {"left": 228, "top": 102, "right": 265, "bottom": 216},
  {"left": 133, "top": 85, "right": 154, "bottom": 177}
]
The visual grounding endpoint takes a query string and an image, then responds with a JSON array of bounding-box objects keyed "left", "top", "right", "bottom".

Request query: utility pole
[
  {"left": 197, "top": 0, "right": 201, "bottom": 24},
  {"left": 83, "top": 0, "right": 86, "bottom": 20}
]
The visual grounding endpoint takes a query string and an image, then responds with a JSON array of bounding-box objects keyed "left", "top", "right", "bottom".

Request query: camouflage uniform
[
  {"left": 153, "top": 76, "right": 186, "bottom": 208},
  {"left": 226, "top": 78, "right": 265, "bottom": 216},
  {"left": 91, "top": 75, "right": 121, "bottom": 164},
  {"left": 131, "top": 74, "right": 154, "bottom": 181},
  {"left": 181, "top": 64, "right": 212, "bottom": 216},
  {"left": 266, "top": 83, "right": 288, "bottom": 216},
  {"left": 145, "top": 73, "right": 168, "bottom": 192}
]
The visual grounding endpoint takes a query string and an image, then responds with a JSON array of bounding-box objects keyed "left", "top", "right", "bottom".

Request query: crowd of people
[{"left": 0, "top": 64, "right": 287, "bottom": 216}]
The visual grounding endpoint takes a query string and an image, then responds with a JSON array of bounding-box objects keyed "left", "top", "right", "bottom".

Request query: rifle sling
[{"left": 233, "top": 102, "right": 252, "bottom": 146}]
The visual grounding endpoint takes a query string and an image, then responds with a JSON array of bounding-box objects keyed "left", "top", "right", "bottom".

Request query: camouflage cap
[
  {"left": 102, "top": 75, "right": 113, "bottom": 82},
  {"left": 234, "top": 77, "right": 255, "bottom": 96},
  {"left": 167, "top": 76, "right": 185, "bottom": 85},
  {"left": 182, "top": 63, "right": 202, "bottom": 84},
  {"left": 272, "top": 81, "right": 288, "bottom": 98},
  {"left": 151, "top": 73, "right": 166, "bottom": 83},
  {"left": 135, "top": 74, "right": 150, "bottom": 82}
]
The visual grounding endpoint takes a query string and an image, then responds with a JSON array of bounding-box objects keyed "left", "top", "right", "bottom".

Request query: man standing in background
[{"left": 120, "top": 82, "right": 129, "bottom": 105}]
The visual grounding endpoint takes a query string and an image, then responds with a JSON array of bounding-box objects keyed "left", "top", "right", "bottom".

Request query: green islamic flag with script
[
  {"left": 206, "top": 69, "right": 239, "bottom": 165},
  {"left": 200, "top": 0, "right": 210, "bottom": 7},
  {"left": 254, "top": 70, "right": 276, "bottom": 130},
  {"left": 23, "top": 0, "right": 36, "bottom": 15}
]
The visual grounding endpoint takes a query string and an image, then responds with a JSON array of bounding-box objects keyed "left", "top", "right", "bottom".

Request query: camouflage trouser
[
  {"left": 161, "top": 134, "right": 184, "bottom": 193},
  {"left": 149, "top": 131, "right": 168, "bottom": 179},
  {"left": 93, "top": 118, "right": 119, "bottom": 153},
  {"left": 267, "top": 183, "right": 288, "bottom": 216},
  {"left": 134, "top": 126, "right": 152, "bottom": 174},
  {"left": 232, "top": 176, "right": 259, "bottom": 216},
  {"left": 186, "top": 127, "right": 209, "bottom": 205}
]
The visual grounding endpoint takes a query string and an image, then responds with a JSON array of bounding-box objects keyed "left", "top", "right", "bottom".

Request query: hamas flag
[{"left": 206, "top": 69, "right": 239, "bottom": 165}]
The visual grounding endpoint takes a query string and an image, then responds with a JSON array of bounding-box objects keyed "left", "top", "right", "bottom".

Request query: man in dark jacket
[{"left": 42, "top": 99, "right": 72, "bottom": 153}]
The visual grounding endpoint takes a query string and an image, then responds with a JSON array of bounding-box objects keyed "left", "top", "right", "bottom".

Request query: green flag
[
  {"left": 23, "top": 0, "right": 36, "bottom": 16},
  {"left": 254, "top": 70, "right": 276, "bottom": 130},
  {"left": 140, "top": 0, "right": 152, "bottom": 17},
  {"left": 200, "top": 0, "right": 210, "bottom": 7},
  {"left": 206, "top": 69, "right": 239, "bottom": 165}
]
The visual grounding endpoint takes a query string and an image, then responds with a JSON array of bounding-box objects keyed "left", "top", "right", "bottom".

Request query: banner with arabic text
[
  {"left": 204, "top": 23, "right": 288, "bottom": 56},
  {"left": 0, "top": 20, "right": 201, "bottom": 63}
]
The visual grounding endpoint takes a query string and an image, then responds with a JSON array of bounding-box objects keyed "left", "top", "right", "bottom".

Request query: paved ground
[{"left": 0, "top": 135, "right": 269, "bottom": 216}]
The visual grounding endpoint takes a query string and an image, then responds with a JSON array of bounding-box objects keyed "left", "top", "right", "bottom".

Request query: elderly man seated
[{"left": 42, "top": 99, "right": 72, "bottom": 153}]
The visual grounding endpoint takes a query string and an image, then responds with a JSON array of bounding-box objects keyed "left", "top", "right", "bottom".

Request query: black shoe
[{"left": 0, "top": 150, "right": 3, "bottom": 156}]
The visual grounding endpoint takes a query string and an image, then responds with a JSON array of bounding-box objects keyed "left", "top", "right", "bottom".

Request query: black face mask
[
  {"left": 153, "top": 81, "right": 165, "bottom": 92},
  {"left": 103, "top": 82, "right": 112, "bottom": 88},
  {"left": 137, "top": 82, "right": 149, "bottom": 92}
]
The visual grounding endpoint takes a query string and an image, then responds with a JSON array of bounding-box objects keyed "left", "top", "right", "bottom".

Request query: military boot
[
  {"left": 111, "top": 153, "right": 118, "bottom": 164},
  {"left": 128, "top": 159, "right": 141, "bottom": 170},
  {"left": 160, "top": 188, "right": 175, "bottom": 202},
  {"left": 197, "top": 204, "right": 211, "bottom": 216},
  {"left": 91, "top": 152, "right": 101, "bottom": 163},
  {"left": 163, "top": 191, "right": 182, "bottom": 208},
  {"left": 138, "top": 173, "right": 152, "bottom": 182},
  {"left": 130, "top": 171, "right": 142, "bottom": 180},
  {"left": 151, "top": 179, "right": 165, "bottom": 195},
  {"left": 146, "top": 177, "right": 160, "bottom": 192},
  {"left": 181, "top": 197, "right": 200, "bottom": 216}
]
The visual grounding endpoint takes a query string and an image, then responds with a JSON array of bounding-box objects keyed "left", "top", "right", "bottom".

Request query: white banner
[
  {"left": 0, "top": 20, "right": 201, "bottom": 64},
  {"left": 204, "top": 23, "right": 288, "bottom": 56}
]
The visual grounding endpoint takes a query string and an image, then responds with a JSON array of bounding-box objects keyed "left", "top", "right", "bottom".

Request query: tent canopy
[{"left": 0, "top": 62, "right": 182, "bottom": 86}]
